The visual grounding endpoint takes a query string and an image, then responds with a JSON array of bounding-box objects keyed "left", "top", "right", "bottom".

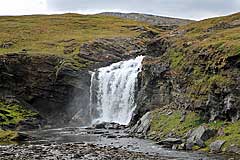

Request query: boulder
[
  {"left": 11, "top": 132, "right": 30, "bottom": 141},
  {"left": 186, "top": 126, "right": 216, "bottom": 149},
  {"left": 157, "top": 138, "right": 182, "bottom": 148},
  {"left": 210, "top": 140, "right": 225, "bottom": 153},
  {"left": 129, "top": 112, "right": 152, "bottom": 136},
  {"left": 93, "top": 122, "right": 125, "bottom": 130}
]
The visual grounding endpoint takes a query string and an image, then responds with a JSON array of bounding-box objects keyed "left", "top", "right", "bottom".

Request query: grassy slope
[
  {"left": 150, "top": 13, "right": 240, "bottom": 152},
  {"left": 0, "top": 101, "right": 38, "bottom": 144},
  {"left": 0, "top": 13, "right": 149, "bottom": 56},
  {"left": 167, "top": 12, "right": 240, "bottom": 98},
  {"left": 150, "top": 110, "right": 240, "bottom": 151}
]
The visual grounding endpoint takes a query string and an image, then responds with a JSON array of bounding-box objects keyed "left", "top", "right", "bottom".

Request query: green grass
[
  {"left": 0, "top": 101, "right": 38, "bottom": 144},
  {"left": 165, "top": 12, "right": 240, "bottom": 101},
  {"left": 0, "top": 130, "right": 18, "bottom": 144},
  {"left": 0, "top": 13, "right": 150, "bottom": 55},
  {"left": 149, "top": 110, "right": 202, "bottom": 139},
  {"left": 0, "top": 101, "right": 38, "bottom": 126},
  {"left": 150, "top": 109, "right": 240, "bottom": 153},
  {"left": 205, "top": 120, "right": 240, "bottom": 152}
]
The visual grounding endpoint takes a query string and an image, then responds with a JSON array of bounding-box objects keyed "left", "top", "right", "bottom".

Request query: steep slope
[{"left": 134, "top": 12, "right": 240, "bottom": 153}]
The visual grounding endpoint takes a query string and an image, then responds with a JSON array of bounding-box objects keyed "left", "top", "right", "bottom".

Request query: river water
[{"left": 0, "top": 127, "right": 235, "bottom": 160}]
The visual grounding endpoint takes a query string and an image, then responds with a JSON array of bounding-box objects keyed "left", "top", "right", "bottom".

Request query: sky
[{"left": 0, "top": 0, "right": 239, "bottom": 20}]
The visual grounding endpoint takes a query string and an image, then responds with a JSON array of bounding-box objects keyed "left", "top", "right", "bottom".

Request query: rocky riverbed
[{"left": 0, "top": 127, "right": 237, "bottom": 160}]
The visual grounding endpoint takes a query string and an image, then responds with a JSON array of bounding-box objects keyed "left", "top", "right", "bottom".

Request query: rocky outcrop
[
  {"left": 130, "top": 13, "right": 240, "bottom": 155},
  {"left": 133, "top": 56, "right": 172, "bottom": 123},
  {"left": 0, "top": 53, "right": 91, "bottom": 126},
  {"left": 185, "top": 126, "right": 216, "bottom": 150},
  {"left": 129, "top": 112, "right": 152, "bottom": 137},
  {"left": 132, "top": 13, "right": 240, "bottom": 125},
  {"left": 210, "top": 140, "right": 226, "bottom": 153},
  {"left": 0, "top": 25, "right": 160, "bottom": 128},
  {"left": 100, "top": 12, "right": 194, "bottom": 28}
]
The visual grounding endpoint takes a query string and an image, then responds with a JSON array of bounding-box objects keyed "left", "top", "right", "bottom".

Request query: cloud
[
  {"left": 0, "top": 0, "right": 239, "bottom": 20},
  {"left": 0, "top": 0, "right": 48, "bottom": 16},
  {"left": 46, "top": 0, "right": 240, "bottom": 20}
]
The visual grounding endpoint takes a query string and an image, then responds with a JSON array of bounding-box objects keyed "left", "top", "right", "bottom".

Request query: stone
[
  {"left": 93, "top": 122, "right": 125, "bottom": 130},
  {"left": 157, "top": 138, "right": 182, "bottom": 148},
  {"left": 210, "top": 140, "right": 225, "bottom": 153},
  {"left": 178, "top": 143, "right": 186, "bottom": 150},
  {"left": 186, "top": 126, "right": 216, "bottom": 149},
  {"left": 11, "top": 132, "right": 30, "bottom": 141},
  {"left": 227, "top": 144, "right": 240, "bottom": 154},
  {"left": 129, "top": 112, "right": 152, "bottom": 136},
  {"left": 180, "top": 111, "right": 186, "bottom": 122},
  {"left": 0, "top": 41, "right": 14, "bottom": 49}
]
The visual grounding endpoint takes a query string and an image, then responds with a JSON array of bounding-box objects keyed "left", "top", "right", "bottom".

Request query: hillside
[
  {"left": 134, "top": 12, "right": 240, "bottom": 153},
  {"left": 0, "top": 13, "right": 153, "bottom": 55},
  {"left": 100, "top": 12, "right": 194, "bottom": 27}
]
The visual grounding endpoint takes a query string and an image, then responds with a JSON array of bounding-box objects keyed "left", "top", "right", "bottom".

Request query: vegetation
[
  {"left": 0, "top": 130, "right": 18, "bottom": 144},
  {"left": 166, "top": 12, "right": 240, "bottom": 99},
  {"left": 0, "top": 13, "right": 150, "bottom": 56},
  {"left": 150, "top": 110, "right": 240, "bottom": 152},
  {"left": 205, "top": 120, "right": 240, "bottom": 152},
  {"left": 149, "top": 110, "right": 201, "bottom": 139},
  {"left": 0, "top": 101, "right": 38, "bottom": 126},
  {"left": 0, "top": 101, "right": 38, "bottom": 144}
]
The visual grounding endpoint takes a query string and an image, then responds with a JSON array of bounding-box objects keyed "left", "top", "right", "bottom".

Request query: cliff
[{"left": 133, "top": 12, "right": 240, "bottom": 154}]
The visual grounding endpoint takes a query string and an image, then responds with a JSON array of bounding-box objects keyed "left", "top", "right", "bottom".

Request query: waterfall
[{"left": 91, "top": 56, "right": 144, "bottom": 125}]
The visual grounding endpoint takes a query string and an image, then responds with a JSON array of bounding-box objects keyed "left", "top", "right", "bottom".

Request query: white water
[{"left": 91, "top": 56, "right": 144, "bottom": 125}]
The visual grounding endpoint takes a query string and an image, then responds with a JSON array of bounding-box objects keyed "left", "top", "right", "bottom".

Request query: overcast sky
[{"left": 0, "top": 0, "right": 239, "bottom": 20}]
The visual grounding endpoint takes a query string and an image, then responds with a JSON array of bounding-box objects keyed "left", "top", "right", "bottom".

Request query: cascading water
[{"left": 90, "top": 56, "right": 144, "bottom": 125}]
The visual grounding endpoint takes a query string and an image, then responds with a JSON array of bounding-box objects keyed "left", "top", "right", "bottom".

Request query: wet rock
[
  {"left": 210, "top": 140, "right": 225, "bottom": 153},
  {"left": 129, "top": 112, "right": 152, "bottom": 136},
  {"left": 157, "top": 138, "right": 182, "bottom": 148},
  {"left": 17, "top": 116, "right": 46, "bottom": 131},
  {"left": 227, "top": 144, "right": 240, "bottom": 154},
  {"left": 93, "top": 122, "right": 125, "bottom": 130},
  {"left": 186, "top": 126, "right": 216, "bottom": 149},
  {"left": 11, "top": 132, "right": 30, "bottom": 141}
]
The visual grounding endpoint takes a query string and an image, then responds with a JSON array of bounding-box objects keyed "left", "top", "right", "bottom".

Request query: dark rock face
[
  {"left": 0, "top": 53, "right": 91, "bottom": 126},
  {"left": 78, "top": 37, "right": 148, "bottom": 69},
  {"left": 145, "top": 38, "right": 170, "bottom": 57},
  {"left": 133, "top": 57, "right": 172, "bottom": 123},
  {"left": 133, "top": 45, "right": 240, "bottom": 126}
]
